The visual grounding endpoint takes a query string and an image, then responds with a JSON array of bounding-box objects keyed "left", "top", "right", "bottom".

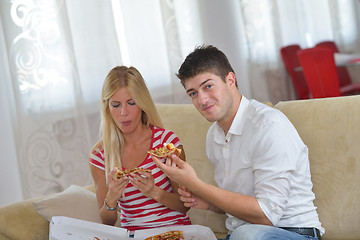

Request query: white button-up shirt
[{"left": 206, "top": 96, "right": 324, "bottom": 234}]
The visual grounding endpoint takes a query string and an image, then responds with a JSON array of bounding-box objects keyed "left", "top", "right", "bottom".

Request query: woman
[{"left": 89, "top": 66, "right": 191, "bottom": 231}]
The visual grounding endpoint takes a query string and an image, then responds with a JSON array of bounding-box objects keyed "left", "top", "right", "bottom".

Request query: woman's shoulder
[
  {"left": 151, "top": 126, "right": 180, "bottom": 148},
  {"left": 90, "top": 141, "right": 104, "bottom": 157},
  {"left": 151, "top": 125, "right": 176, "bottom": 136}
]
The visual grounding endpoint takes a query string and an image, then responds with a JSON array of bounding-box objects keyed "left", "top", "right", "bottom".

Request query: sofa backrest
[{"left": 274, "top": 95, "right": 360, "bottom": 240}]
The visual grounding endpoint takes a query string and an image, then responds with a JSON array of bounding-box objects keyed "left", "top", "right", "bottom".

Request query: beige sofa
[{"left": 1, "top": 95, "right": 359, "bottom": 240}]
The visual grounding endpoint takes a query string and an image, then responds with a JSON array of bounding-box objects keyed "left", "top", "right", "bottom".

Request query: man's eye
[
  {"left": 188, "top": 92, "right": 197, "bottom": 98},
  {"left": 205, "top": 84, "right": 212, "bottom": 89}
]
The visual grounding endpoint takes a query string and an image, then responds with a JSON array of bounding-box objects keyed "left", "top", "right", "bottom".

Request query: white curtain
[
  {"left": 0, "top": 0, "right": 122, "bottom": 199},
  {"left": 1, "top": 0, "right": 359, "bottom": 202}
]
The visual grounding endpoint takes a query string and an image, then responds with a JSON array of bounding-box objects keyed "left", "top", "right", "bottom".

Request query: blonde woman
[{"left": 89, "top": 66, "right": 191, "bottom": 231}]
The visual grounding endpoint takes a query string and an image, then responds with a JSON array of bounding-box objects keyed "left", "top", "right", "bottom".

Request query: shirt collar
[{"left": 213, "top": 95, "right": 249, "bottom": 142}]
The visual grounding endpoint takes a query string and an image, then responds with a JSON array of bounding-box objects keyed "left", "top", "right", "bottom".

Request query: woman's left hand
[{"left": 129, "top": 170, "right": 157, "bottom": 199}]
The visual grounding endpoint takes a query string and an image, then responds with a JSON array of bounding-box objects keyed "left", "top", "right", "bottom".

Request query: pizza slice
[
  {"left": 147, "top": 143, "right": 181, "bottom": 158},
  {"left": 113, "top": 167, "right": 152, "bottom": 180},
  {"left": 144, "top": 230, "right": 184, "bottom": 240}
]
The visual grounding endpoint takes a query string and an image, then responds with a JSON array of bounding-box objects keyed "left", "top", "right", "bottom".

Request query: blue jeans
[{"left": 218, "top": 225, "right": 321, "bottom": 240}]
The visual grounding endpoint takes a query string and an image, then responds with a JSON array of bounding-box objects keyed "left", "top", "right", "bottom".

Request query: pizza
[
  {"left": 144, "top": 230, "right": 184, "bottom": 240},
  {"left": 147, "top": 143, "right": 181, "bottom": 158},
  {"left": 113, "top": 167, "right": 152, "bottom": 180}
]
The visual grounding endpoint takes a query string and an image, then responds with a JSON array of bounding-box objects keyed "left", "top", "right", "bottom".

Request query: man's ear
[{"left": 225, "top": 72, "right": 236, "bottom": 87}]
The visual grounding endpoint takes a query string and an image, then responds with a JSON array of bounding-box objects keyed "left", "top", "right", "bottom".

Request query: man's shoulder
[{"left": 247, "top": 99, "right": 286, "bottom": 125}]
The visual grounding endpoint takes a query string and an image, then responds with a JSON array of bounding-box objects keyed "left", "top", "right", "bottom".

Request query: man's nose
[{"left": 198, "top": 91, "right": 208, "bottom": 105}]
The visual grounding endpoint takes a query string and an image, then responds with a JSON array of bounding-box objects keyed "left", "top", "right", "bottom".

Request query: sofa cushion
[{"left": 33, "top": 185, "right": 101, "bottom": 223}]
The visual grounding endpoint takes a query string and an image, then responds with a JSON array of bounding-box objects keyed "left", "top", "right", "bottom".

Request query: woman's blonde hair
[{"left": 92, "top": 66, "right": 163, "bottom": 178}]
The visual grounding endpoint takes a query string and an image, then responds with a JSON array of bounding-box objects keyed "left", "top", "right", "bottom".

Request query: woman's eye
[
  {"left": 128, "top": 101, "right": 136, "bottom": 106},
  {"left": 111, "top": 103, "right": 120, "bottom": 108}
]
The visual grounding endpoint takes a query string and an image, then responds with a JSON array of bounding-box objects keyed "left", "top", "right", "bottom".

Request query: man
[{"left": 151, "top": 45, "right": 324, "bottom": 240}]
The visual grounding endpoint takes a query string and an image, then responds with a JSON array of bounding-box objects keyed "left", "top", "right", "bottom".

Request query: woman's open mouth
[{"left": 122, "top": 121, "right": 131, "bottom": 126}]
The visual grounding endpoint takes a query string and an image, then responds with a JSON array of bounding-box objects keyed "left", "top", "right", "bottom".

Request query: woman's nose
[{"left": 120, "top": 106, "right": 127, "bottom": 116}]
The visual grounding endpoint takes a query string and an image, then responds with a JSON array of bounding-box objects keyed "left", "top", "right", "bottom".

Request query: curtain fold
[{"left": 159, "top": 0, "right": 189, "bottom": 104}]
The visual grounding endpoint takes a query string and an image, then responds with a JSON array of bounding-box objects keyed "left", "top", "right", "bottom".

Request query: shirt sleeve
[
  {"left": 89, "top": 147, "right": 105, "bottom": 171},
  {"left": 160, "top": 129, "right": 181, "bottom": 148},
  {"left": 252, "top": 115, "right": 306, "bottom": 225}
]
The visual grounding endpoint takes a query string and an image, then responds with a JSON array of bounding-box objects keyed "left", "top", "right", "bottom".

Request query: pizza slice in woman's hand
[{"left": 113, "top": 167, "right": 152, "bottom": 180}]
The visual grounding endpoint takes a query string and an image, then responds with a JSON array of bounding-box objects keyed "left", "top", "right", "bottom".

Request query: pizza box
[
  {"left": 50, "top": 216, "right": 217, "bottom": 240},
  {"left": 49, "top": 216, "right": 128, "bottom": 240}
]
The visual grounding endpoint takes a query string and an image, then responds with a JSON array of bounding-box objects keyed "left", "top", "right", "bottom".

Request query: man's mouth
[{"left": 202, "top": 104, "right": 214, "bottom": 112}]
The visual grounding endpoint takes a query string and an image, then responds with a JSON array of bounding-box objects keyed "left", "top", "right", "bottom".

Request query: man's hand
[
  {"left": 151, "top": 154, "right": 200, "bottom": 189},
  {"left": 152, "top": 154, "right": 226, "bottom": 214}
]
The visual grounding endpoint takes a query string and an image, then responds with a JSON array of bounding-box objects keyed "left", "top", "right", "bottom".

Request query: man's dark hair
[{"left": 176, "top": 45, "right": 237, "bottom": 87}]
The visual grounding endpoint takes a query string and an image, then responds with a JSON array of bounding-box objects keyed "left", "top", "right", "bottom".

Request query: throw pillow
[{"left": 33, "top": 185, "right": 102, "bottom": 223}]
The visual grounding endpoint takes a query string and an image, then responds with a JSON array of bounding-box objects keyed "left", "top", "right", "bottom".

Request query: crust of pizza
[
  {"left": 113, "top": 167, "right": 152, "bottom": 180},
  {"left": 147, "top": 143, "right": 181, "bottom": 158},
  {"left": 144, "top": 230, "right": 184, "bottom": 240}
]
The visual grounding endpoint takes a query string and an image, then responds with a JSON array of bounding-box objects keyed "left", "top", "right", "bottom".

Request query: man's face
[{"left": 184, "top": 72, "right": 233, "bottom": 123}]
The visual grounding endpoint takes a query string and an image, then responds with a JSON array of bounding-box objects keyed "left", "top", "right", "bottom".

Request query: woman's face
[{"left": 108, "top": 87, "right": 143, "bottom": 135}]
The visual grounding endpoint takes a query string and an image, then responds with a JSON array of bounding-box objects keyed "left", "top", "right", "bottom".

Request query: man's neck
[{"left": 219, "top": 93, "right": 242, "bottom": 135}]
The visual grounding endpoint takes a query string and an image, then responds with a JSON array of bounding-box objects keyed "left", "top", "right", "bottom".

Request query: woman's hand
[
  {"left": 129, "top": 170, "right": 157, "bottom": 199},
  {"left": 106, "top": 168, "right": 129, "bottom": 206},
  {"left": 178, "top": 186, "right": 211, "bottom": 210}
]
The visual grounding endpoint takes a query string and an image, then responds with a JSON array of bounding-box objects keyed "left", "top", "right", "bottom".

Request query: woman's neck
[{"left": 123, "top": 124, "right": 151, "bottom": 146}]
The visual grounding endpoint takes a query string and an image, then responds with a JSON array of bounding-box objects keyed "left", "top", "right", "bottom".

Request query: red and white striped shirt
[{"left": 89, "top": 126, "right": 191, "bottom": 231}]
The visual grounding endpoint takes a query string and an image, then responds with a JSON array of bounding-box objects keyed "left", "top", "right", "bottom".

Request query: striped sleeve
[
  {"left": 89, "top": 147, "right": 105, "bottom": 170},
  {"left": 159, "top": 129, "right": 181, "bottom": 148}
]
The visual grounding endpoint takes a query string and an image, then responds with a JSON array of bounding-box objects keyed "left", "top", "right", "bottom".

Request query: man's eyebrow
[
  {"left": 186, "top": 88, "right": 195, "bottom": 94},
  {"left": 186, "top": 79, "right": 213, "bottom": 94}
]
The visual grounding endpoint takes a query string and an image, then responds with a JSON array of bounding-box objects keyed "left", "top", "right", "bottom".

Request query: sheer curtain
[
  {"left": 0, "top": 0, "right": 123, "bottom": 200},
  {"left": 1, "top": 0, "right": 359, "bottom": 203}
]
